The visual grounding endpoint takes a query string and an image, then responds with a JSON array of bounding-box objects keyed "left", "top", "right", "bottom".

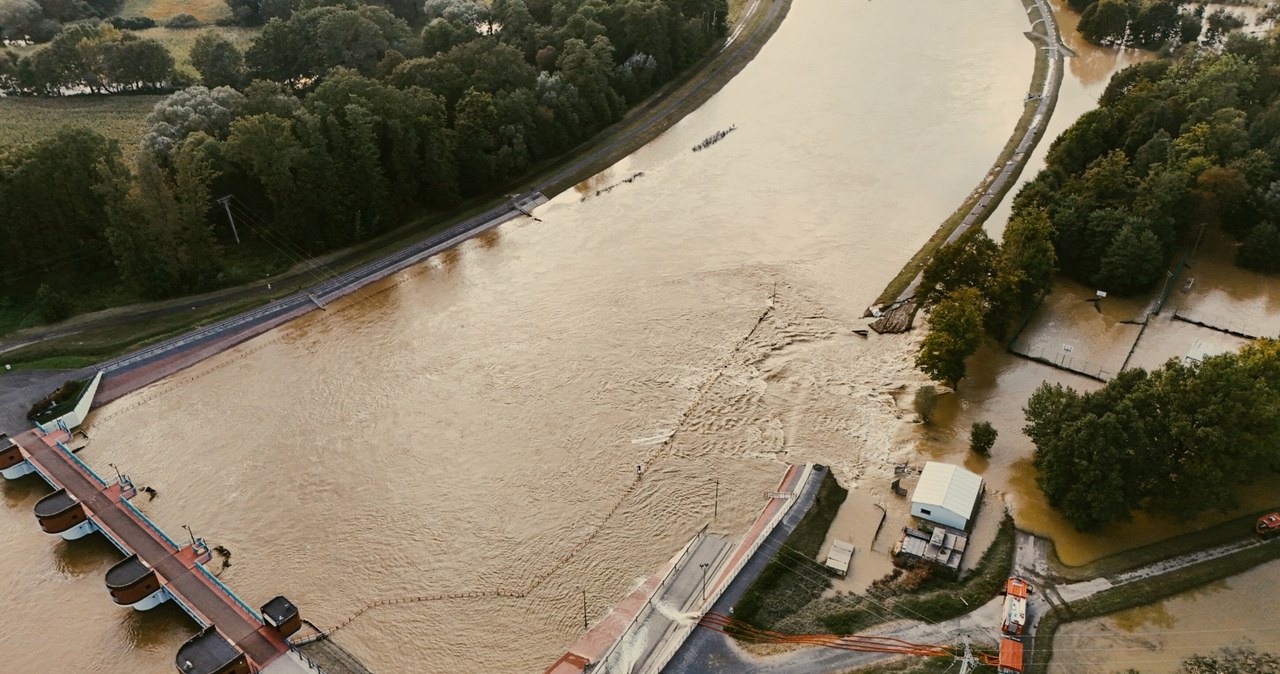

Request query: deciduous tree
[{"left": 915, "top": 287, "right": 986, "bottom": 386}]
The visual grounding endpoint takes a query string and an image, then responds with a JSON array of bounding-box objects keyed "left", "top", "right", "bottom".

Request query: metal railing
[
  {"left": 119, "top": 497, "right": 182, "bottom": 550},
  {"left": 55, "top": 440, "right": 108, "bottom": 488},
  {"left": 194, "top": 562, "right": 262, "bottom": 623},
  {"left": 593, "top": 523, "right": 711, "bottom": 670}
]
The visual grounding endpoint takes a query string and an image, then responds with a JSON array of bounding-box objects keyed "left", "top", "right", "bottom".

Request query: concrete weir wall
[
  {"left": 550, "top": 464, "right": 814, "bottom": 674},
  {"left": 51, "top": 370, "right": 103, "bottom": 430}
]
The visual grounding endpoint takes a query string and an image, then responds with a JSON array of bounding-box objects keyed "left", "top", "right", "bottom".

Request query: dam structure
[{"left": 2, "top": 424, "right": 317, "bottom": 674}]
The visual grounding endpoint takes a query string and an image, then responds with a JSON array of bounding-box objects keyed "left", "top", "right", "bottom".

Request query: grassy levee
[
  {"left": 1039, "top": 507, "right": 1280, "bottom": 583},
  {"left": 1026, "top": 537, "right": 1280, "bottom": 674},
  {"left": 2, "top": 295, "right": 273, "bottom": 370},
  {"left": 733, "top": 471, "right": 848, "bottom": 629},
  {"left": 873, "top": 0, "right": 1058, "bottom": 307},
  {"left": 0, "top": 0, "right": 793, "bottom": 368},
  {"left": 812, "top": 515, "right": 1014, "bottom": 634}
]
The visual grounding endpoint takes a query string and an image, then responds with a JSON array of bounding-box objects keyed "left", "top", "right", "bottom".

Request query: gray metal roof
[{"left": 911, "top": 462, "right": 983, "bottom": 520}]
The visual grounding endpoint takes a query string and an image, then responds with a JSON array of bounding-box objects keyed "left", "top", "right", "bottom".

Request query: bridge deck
[{"left": 15, "top": 427, "right": 293, "bottom": 671}]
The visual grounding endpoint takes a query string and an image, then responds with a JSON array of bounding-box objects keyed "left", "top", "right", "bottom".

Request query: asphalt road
[{"left": 663, "top": 466, "right": 829, "bottom": 673}]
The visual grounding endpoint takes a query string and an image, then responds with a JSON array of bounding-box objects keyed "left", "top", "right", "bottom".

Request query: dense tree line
[
  {"left": 1068, "top": 0, "right": 1204, "bottom": 49},
  {"left": 2, "top": 21, "right": 178, "bottom": 94},
  {"left": 1067, "top": 1, "right": 1257, "bottom": 49},
  {"left": 913, "top": 207, "right": 1057, "bottom": 385},
  {"left": 0, "top": 0, "right": 729, "bottom": 314},
  {"left": 1024, "top": 340, "right": 1280, "bottom": 531},
  {"left": 1010, "top": 31, "right": 1280, "bottom": 296},
  {"left": 0, "top": 0, "right": 123, "bottom": 43}
]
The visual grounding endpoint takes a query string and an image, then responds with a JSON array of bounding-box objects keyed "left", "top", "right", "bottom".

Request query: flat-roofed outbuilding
[{"left": 910, "top": 462, "right": 984, "bottom": 531}]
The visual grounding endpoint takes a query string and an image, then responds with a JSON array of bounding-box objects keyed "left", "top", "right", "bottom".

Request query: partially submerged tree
[
  {"left": 915, "top": 287, "right": 986, "bottom": 386},
  {"left": 1025, "top": 340, "right": 1280, "bottom": 531},
  {"left": 969, "top": 422, "right": 997, "bottom": 455}
]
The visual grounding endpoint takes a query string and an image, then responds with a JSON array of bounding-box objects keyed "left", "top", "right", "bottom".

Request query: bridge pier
[
  {"left": 0, "top": 433, "right": 35, "bottom": 479},
  {"left": 107, "top": 554, "right": 174, "bottom": 611},
  {"left": 8, "top": 424, "right": 313, "bottom": 673}
]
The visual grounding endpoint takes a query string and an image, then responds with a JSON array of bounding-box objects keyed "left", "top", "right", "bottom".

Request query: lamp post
[
  {"left": 181, "top": 524, "right": 197, "bottom": 548},
  {"left": 108, "top": 462, "right": 122, "bottom": 484},
  {"left": 699, "top": 562, "right": 710, "bottom": 601},
  {"left": 713, "top": 479, "right": 719, "bottom": 520}
]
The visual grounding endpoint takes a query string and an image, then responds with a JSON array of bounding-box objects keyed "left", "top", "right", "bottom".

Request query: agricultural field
[
  {"left": 145, "top": 25, "right": 258, "bottom": 77},
  {"left": 119, "top": 0, "right": 231, "bottom": 22},
  {"left": 0, "top": 95, "right": 163, "bottom": 149}
]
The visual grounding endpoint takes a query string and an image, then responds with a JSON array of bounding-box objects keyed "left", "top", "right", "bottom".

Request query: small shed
[
  {"left": 823, "top": 540, "right": 855, "bottom": 577},
  {"left": 910, "top": 462, "right": 983, "bottom": 531}
]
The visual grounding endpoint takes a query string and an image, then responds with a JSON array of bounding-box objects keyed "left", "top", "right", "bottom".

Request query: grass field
[
  {"left": 0, "top": 95, "right": 163, "bottom": 149},
  {"left": 144, "top": 25, "right": 258, "bottom": 76},
  {"left": 120, "top": 0, "right": 231, "bottom": 21}
]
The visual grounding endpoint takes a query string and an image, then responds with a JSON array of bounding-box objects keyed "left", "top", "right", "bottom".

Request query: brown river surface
[
  {"left": 0, "top": 1, "right": 1035, "bottom": 672},
  {"left": 1051, "top": 559, "right": 1280, "bottom": 674},
  {"left": 4, "top": 1, "right": 1279, "bottom": 672}
]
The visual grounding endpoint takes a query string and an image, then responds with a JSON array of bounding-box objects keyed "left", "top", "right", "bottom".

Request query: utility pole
[
  {"left": 958, "top": 638, "right": 980, "bottom": 674},
  {"left": 216, "top": 195, "right": 241, "bottom": 244},
  {"left": 582, "top": 589, "right": 588, "bottom": 630},
  {"left": 713, "top": 479, "right": 719, "bottom": 520}
]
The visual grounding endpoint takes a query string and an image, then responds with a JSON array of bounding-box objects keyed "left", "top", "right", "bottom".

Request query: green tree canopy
[
  {"left": 915, "top": 287, "right": 987, "bottom": 386},
  {"left": 1025, "top": 340, "right": 1280, "bottom": 531}
]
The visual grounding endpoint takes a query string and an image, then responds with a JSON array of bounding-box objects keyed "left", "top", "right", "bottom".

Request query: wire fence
[
  {"left": 1006, "top": 345, "right": 1112, "bottom": 382},
  {"left": 1172, "top": 308, "right": 1263, "bottom": 340}
]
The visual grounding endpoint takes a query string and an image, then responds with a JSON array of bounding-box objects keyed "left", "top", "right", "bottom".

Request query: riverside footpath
[{"left": 889, "top": 0, "right": 1068, "bottom": 306}]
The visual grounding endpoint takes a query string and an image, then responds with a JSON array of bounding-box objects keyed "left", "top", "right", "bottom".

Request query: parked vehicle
[
  {"left": 1258, "top": 512, "right": 1280, "bottom": 539},
  {"left": 1001, "top": 577, "right": 1030, "bottom": 635}
]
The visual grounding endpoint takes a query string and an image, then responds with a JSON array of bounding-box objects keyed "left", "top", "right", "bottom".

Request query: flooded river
[{"left": 0, "top": 1, "right": 1037, "bottom": 672}]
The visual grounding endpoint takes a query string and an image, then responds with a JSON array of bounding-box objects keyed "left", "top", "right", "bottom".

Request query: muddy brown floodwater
[
  {"left": 0, "top": 1, "right": 1039, "bottom": 672},
  {"left": 1051, "top": 559, "right": 1280, "bottom": 674}
]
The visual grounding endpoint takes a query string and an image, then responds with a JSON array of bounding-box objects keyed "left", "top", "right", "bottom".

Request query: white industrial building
[{"left": 910, "top": 462, "right": 984, "bottom": 531}]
